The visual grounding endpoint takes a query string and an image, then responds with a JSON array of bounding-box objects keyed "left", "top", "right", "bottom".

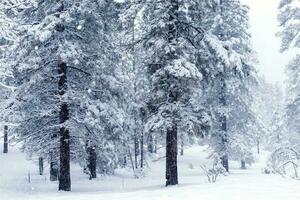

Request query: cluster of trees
[
  {"left": 266, "top": 0, "right": 300, "bottom": 177},
  {"left": 255, "top": 0, "right": 300, "bottom": 178},
  {"left": 277, "top": 0, "right": 300, "bottom": 150},
  {"left": 0, "top": 0, "right": 264, "bottom": 191}
]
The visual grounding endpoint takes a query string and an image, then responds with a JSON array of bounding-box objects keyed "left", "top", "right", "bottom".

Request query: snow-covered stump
[{"left": 3, "top": 125, "right": 8, "bottom": 154}]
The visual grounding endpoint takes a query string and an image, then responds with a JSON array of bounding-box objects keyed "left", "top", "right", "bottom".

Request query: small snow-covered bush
[
  {"left": 201, "top": 155, "right": 226, "bottom": 183},
  {"left": 266, "top": 147, "right": 300, "bottom": 179},
  {"left": 262, "top": 164, "right": 274, "bottom": 175}
]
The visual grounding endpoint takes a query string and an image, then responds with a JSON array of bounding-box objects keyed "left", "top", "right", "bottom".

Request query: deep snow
[{"left": 0, "top": 143, "right": 299, "bottom": 200}]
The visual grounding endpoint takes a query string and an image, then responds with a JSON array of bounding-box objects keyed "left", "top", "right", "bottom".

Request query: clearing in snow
[{"left": 0, "top": 144, "right": 299, "bottom": 200}]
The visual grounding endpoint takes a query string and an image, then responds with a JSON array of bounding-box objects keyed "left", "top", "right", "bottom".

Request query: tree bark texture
[
  {"left": 3, "top": 125, "right": 8, "bottom": 153},
  {"left": 58, "top": 61, "right": 71, "bottom": 191}
]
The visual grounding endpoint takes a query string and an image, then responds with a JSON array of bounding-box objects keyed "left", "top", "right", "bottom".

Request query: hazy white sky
[{"left": 241, "top": 0, "right": 297, "bottom": 85}]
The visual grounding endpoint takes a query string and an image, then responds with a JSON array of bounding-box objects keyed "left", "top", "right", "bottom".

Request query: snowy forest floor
[{"left": 0, "top": 144, "right": 299, "bottom": 200}]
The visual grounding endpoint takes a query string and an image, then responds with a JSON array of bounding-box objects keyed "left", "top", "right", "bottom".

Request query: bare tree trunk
[
  {"left": 39, "top": 157, "right": 44, "bottom": 175},
  {"left": 241, "top": 160, "right": 246, "bottom": 169},
  {"left": 219, "top": 0, "right": 229, "bottom": 173},
  {"left": 154, "top": 136, "right": 157, "bottom": 154},
  {"left": 122, "top": 142, "right": 127, "bottom": 167},
  {"left": 220, "top": 86, "right": 229, "bottom": 172},
  {"left": 148, "top": 133, "right": 154, "bottom": 153},
  {"left": 128, "top": 148, "right": 138, "bottom": 178},
  {"left": 166, "top": 124, "right": 178, "bottom": 186},
  {"left": 50, "top": 152, "right": 58, "bottom": 181},
  {"left": 134, "top": 134, "right": 139, "bottom": 169},
  {"left": 221, "top": 154, "right": 229, "bottom": 172},
  {"left": 220, "top": 72, "right": 229, "bottom": 172},
  {"left": 58, "top": 61, "right": 71, "bottom": 191},
  {"left": 131, "top": 13, "right": 140, "bottom": 171},
  {"left": 180, "top": 135, "right": 184, "bottom": 156},
  {"left": 123, "top": 156, "right": 127, "bottom": 167},
  {"left": 140, "top": 131, "right": 144, "bottom": 169},
  {"left": 87, "top": 146, "right": 97, "bottom": 179},
  {"left": 165, "top": 0, "right": 179, "bottom": 187},
  {"left": 220, "top": 115, "right": 229, "bottom": 172},
  {"left": 257, "top": 140, "right": 260, "bottom": 154},
  {"left": 3, "top": 125, "right": 8, "bottom": 154}
]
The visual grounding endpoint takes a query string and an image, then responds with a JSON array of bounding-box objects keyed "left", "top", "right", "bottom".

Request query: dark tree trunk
[
  {"left": 123, "top": 156, "right": 127, "bottom": 167},
  {"left": 220, "top": 107, "right": 229, "bottom": 172},
  {"left": 134, "top": 134, "right": 139, "bottom": 169},
  {"left": 220, "top": 71, "right": 229, "bottom": 172},
  {"left": 220, "top": 116, "right": 229, "bottom": 172},
  {"left": 148, "top": 133, "right": 154, "bottom": 153},
  {"left": 122, "top": 142, "right": 127, "bottom": 167},
  {"left": 58, "top": 61, "right": 71, "bottom": 191},
  {"left": 180, "top": 144, "right": 184, "bottom": 156},
  {"left": 87, "top": 146, "right": 97, "bottom": 179},
  {"left": 180, "top": 135, "right": 184, "bottom": 156},
  {"left": 165, "top": 0, "right": 179, "bottom": 187},
  {"left": 59, "top": 126, "right": 70, "bottom": 191},
  {"left": 154, "top": 136, "right": 157, "bottom": 154},
  {"left": 131, "top": 11, "right": 140, "bottom": 171},
  {"left": 257, "top": 140, "right": 260, "bottom": 154},
  {"left": 166, "top": 125, "right": 178, "bottom": 186},
  {"left": 128, "top": 148, "right": 137, "bottom": 178},
  {"left": 220, "top": 123, "right": 229, "bottom": 172},
  {"left": 140, "top": 132, "right": 144, "bottom": 169},
  {"left": 218, "top": 0, "right": 229, "bottom": 173},
  {"left": 3, "top": 125, "right": 8, "bottom": 153},
  {"left": 39, "top": 157, "right": 44, "bottom": 175},
  {"left": 221, "top": 154, "right": 229, "bottom": 172},
  {"left": 50, "top": 152, "right": 58, "bottom": 181},
  {"left": 241, "top": 160, "right": 246, "bottom": 169}
]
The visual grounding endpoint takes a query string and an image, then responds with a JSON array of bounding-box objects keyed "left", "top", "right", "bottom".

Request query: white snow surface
[{"left": 0, "top": 144, "right": 299, "bottom": 200}]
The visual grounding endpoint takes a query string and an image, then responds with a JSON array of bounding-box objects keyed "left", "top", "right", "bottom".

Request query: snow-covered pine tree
[
  {"left": 79, "top": 0, "right": 131, "bottom": 177},
  {"left": 283, "top": 56, "right": 300, "bottom": 151},
  {"left": 204, "top": 0, "right": 258, "bottom": 171},
  {"left": 118, "top": 2, "right": 150, "bottom": 173},
  {"left": 0, "top": 2, "right": 16, "bottom": 154},
  {"left": 251, "top": 77, "right": 283, "bottom": 154},
  {"left": 278, "top": 0, "right": 300, "bottom": 152},
  {"left": 277, "top": 0, "right": 300, "bottom": 53},
  {"left": 9, "top": 0, "right": 73, "bottom": 190},
  {"left": 123, "top": 0, "right": 214, "bottom": 186},
  {"left": 0, "top": 0, "right": 20, "bottom": 127},
  {"left": 8, "top": 0, "right": 123, "bottom": 190},
  {"left": 227, "top": 76, "right": 258, "bottom": 169}
]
